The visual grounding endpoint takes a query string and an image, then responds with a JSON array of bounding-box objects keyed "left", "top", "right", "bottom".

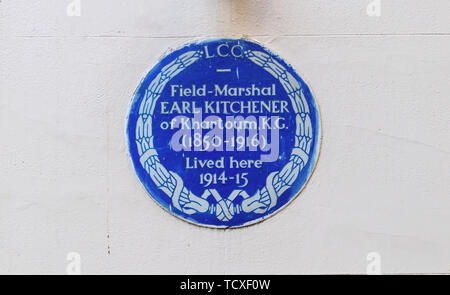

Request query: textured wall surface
[{"left": 1, "top": 0, "right": 449, "bottom": 274}]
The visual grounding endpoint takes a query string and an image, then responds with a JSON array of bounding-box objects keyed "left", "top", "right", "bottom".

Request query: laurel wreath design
[{"left": 135, "top": 48, "right": 313, "bottom": 223}]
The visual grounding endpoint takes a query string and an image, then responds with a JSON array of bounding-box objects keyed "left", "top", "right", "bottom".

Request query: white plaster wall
[{"left": 1, "top": 0, "right": 449, "bottom": 274}]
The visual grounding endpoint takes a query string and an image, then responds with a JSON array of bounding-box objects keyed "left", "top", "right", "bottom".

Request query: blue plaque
[{"left": 127, "top": 39, "right": 321, "bottom": 228}]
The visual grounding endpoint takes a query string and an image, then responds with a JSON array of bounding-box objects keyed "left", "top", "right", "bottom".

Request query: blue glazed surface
[{"left": 127, "top": 39, "right": 320, "bottom": 228}]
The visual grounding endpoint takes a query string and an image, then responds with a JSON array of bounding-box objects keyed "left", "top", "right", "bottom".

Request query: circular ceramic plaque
[{"left": 127, "top": 39, "right": 320, "bottom": 228}]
